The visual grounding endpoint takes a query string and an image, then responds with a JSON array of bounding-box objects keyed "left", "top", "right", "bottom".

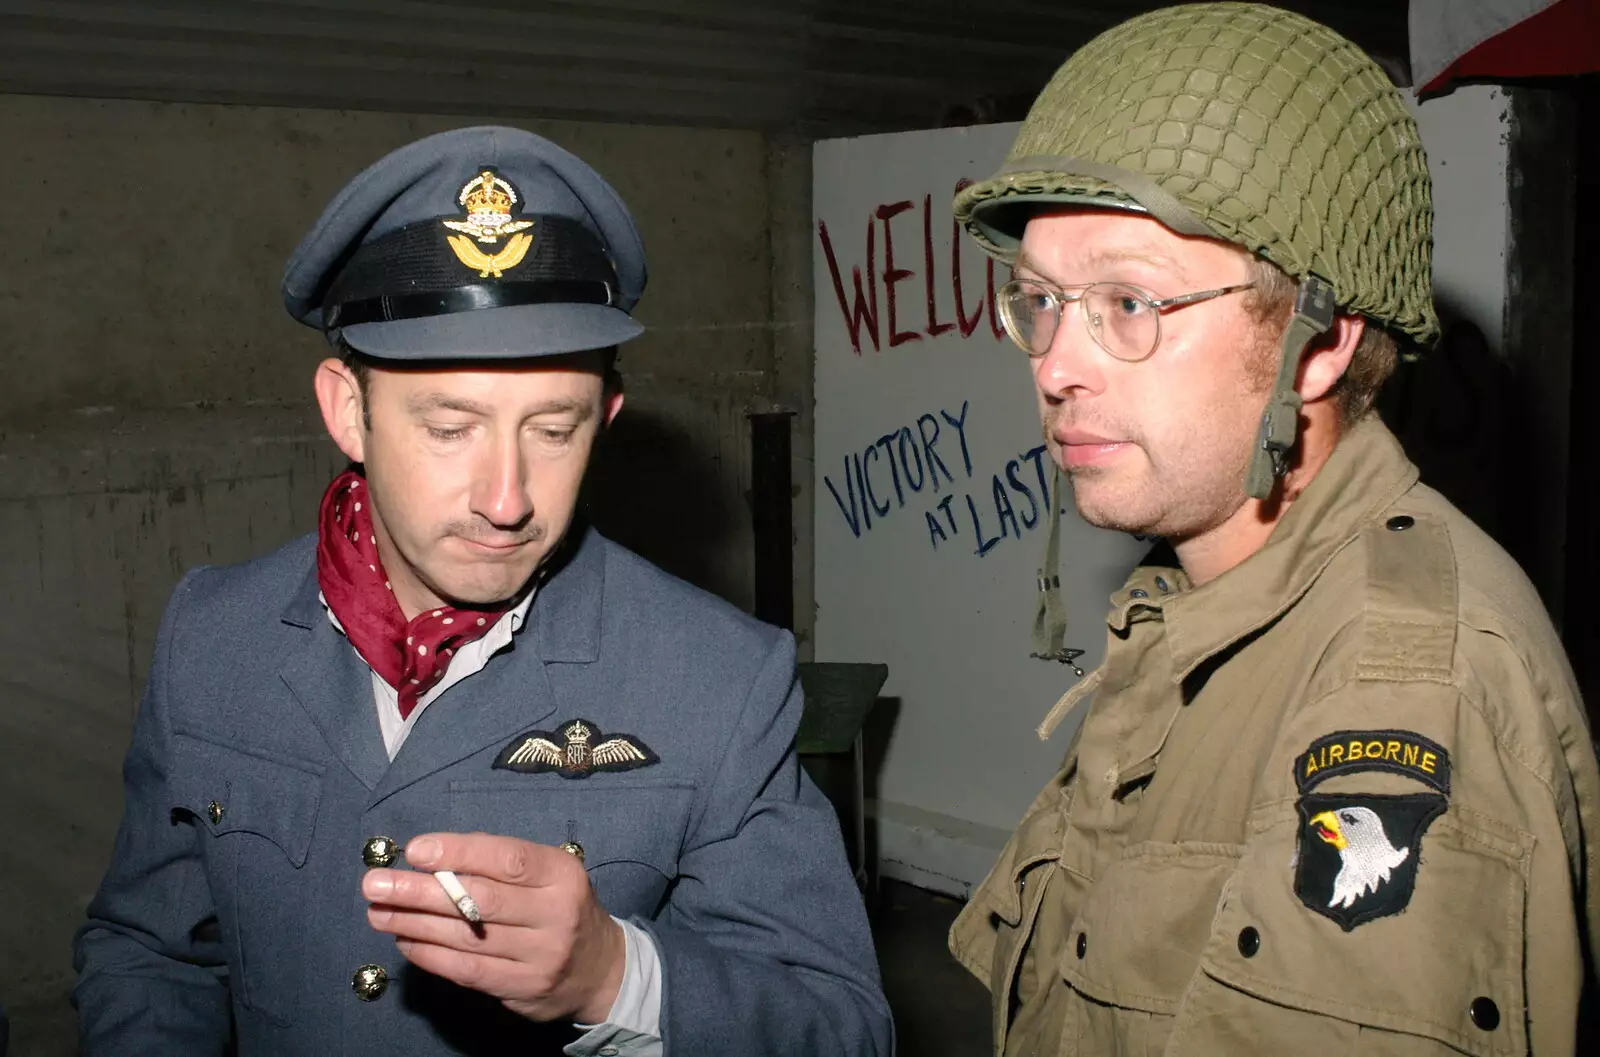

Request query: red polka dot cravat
[{"left": 315, "top": 470, "right": 512, "bottom": 719}]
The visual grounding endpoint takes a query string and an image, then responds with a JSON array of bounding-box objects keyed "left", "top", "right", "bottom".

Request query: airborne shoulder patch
[
  {"left": 1295, "top": 729, "right": 1450, "bottom": 794},
  {"left": 1291, "top": 729, "right": 1451, "bottom": 930},
  {"left": 494, "top": 718, "right": 658, "bottom": 780}
]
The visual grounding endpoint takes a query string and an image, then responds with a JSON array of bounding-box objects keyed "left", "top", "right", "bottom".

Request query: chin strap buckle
[{"left": 1245, "top": 275, "right": 1336, "bottom": 500}]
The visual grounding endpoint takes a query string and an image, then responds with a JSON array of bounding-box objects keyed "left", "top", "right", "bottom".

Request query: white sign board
[{"left": 811, "top": 124, "right": 1145, "bottom": 894}]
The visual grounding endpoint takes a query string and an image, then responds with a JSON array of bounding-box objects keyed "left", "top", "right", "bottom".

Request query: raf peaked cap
[{"left": 282, "top": 125, "right": 646, "bottom": 360}]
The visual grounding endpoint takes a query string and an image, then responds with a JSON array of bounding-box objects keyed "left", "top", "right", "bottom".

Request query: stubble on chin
[
  {"left": 1069, "top": 489, "right": 1148, "bottom": 535},
  {"left": 1056, "top": 461, "right": 1146, "bottom": 535}
]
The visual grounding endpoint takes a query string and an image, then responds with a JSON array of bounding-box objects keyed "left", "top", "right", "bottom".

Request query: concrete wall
[
  {"left": 766, "top": 134, "right": 816, "bottom": 656},
  {"left": 0, "top": 93, "right": 795, "bottom": 1054}
]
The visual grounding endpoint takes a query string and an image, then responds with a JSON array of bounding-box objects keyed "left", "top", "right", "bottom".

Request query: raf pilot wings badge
[{"left": 494, "top": 719, "right": 659, "bottom": 780}]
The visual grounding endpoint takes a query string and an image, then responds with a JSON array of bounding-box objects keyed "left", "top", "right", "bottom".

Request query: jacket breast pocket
[
  {"left": 449, "top": 779, "right": 695, "bottom": 918},
  {"left": 945, "top": 779, "right": 1070, "bottom": 1054},
  {"left": 1172, "top": 805, "right": 1532, "bottom": 1057},
  {"left": 1058, "top": 841, "right": 1244, "bottom": 1054},
  {"left": 171, "top": 730, "right": 323, "bottom": 1025}
]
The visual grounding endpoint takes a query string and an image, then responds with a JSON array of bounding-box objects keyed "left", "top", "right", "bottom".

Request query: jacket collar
[
  {"left": 1145, "top": 416, "right": 1419, "bottom": 682},
  {"left": 277, "top": 524, "right": 606, "bottom": 794},
  {"left": 280, "top": 522, "right": 605, "bottom": 664},
  {"left": 525, "top": 523, "right": 604, "bottom": 664}
]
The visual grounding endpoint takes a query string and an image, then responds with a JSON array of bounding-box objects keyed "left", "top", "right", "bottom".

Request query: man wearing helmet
[{"left": 948, "top": 4, "right": 1599, "bottom": 1055}]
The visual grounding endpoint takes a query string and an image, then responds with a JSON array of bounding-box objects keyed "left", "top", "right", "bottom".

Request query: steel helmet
[{"left": 955, "top": 2, "right": 1437, "bottom": 346}]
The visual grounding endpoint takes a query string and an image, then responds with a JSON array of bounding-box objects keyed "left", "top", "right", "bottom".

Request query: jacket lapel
[
  {"left": 278, "top": 563, "right": 391, "bottom": 791},
  {"left": 368, "top": 526, "right": 606, "bottom": 805}
]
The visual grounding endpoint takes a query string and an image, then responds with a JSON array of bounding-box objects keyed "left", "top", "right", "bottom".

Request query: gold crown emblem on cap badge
[{"left": 441, "top": 169, "right": 534, "bottom": 278}]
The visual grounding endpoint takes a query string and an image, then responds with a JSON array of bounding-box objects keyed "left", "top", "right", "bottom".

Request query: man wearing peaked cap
[
  {"left": 945, "top": 5, "right": 1599, "bottom": 1056},
  {"left": 74, "top": 126, "right": 892, "bottom": 1056}
]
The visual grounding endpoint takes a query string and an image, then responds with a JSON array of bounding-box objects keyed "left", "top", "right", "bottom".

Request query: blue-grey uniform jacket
[{"left": 73, "top": 527, "right": 893, "bottom": 1056}]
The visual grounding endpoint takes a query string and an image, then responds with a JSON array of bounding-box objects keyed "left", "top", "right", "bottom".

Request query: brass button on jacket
[
  {"left": 362, "top": 836, "right": 399, "bottom": 868},
  {"left": 351, "top": 964, "right": 388, "bottom": 1002},
  {"left": 206, "top": 801, "right": 224, "bottom": 825}
]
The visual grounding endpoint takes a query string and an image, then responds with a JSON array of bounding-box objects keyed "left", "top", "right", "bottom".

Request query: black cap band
[
  {"left": 327, "top": 279, "right": 614, "bottom": 328},
  {"left": 320, "top": 212, "right": 620, "bottom": 329}
]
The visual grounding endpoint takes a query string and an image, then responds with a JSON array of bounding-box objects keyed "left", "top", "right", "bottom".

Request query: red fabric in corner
[{"left": 1423, "top": 0, "right": 1600, "bottom": 94}]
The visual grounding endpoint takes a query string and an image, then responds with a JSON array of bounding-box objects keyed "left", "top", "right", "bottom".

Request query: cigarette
[{"left": 433, "top": 870, "right": 481, "bottom": 924}]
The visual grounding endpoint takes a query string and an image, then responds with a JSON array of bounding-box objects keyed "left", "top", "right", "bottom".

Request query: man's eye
[
  {"left": 427, "top": 425, "right": 470, "bottom": 441},
  {"left": 538, "top": 429, "right": 575, "bottom": 445}
]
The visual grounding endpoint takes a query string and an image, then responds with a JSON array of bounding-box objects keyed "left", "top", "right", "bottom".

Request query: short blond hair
[{"left": 1244, "top": 256, "right": 1401, "bottom": 426}]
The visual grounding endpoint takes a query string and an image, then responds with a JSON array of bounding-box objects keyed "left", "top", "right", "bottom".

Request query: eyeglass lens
[{"left": 999, "top": 281, "right": 1158, "bottom": 361}]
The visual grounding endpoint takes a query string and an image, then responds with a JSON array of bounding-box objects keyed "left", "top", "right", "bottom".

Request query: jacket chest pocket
[
  {"left": 449, "top": 780, "right": 694, "bottom": 918},
  {"left": 947, "top": 780, "right": 1071, "bottom": 1054},
  {"left": 1058, "top": 841, "right": 1244, "bottom": 1052},
  {"left": 171, "top": 730, "right": 323, "bottom": 1025}
]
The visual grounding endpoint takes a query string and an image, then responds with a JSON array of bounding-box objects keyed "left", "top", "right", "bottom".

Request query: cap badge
[{"left": 442, "top": 169, "right": 534, "bottom": 278}]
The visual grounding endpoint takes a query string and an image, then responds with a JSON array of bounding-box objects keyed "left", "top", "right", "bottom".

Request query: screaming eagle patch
[
  {"left": 1292, "top": 728, "right": 1451, "bottom": 930},
  {"left": 1294, "top": 793, "right": 1446, "bottom": 930},
  {"left": 493, "top": 719, "right": 658, "bottom": 779}
]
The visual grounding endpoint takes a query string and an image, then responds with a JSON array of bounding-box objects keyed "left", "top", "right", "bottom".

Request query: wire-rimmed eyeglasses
[{"left": 996, "top": 278, "right": 1257, "bottom": 362}]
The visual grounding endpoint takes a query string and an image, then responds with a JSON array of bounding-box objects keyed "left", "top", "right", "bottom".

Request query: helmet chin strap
[
  {"left": 1030, "top": 463, "right": 1085, "bottom": 676},
  {"left": 1246, "top": 276, "right": 1337, "bottom": 501}
]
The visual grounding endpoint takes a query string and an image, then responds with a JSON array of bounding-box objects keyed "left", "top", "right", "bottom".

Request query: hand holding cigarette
[
  {"left": 431, "top": 870, "right": 481, "bottom": 923},
  {"left": 359, "top": 832, "right": 625, "bottom": 1025}
]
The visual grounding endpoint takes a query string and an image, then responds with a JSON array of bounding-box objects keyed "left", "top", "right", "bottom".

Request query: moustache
[
  {"left": 446, "top": 522, "right": 546, "bottom": 547},
  {"left": 1041, "top": 409, "right": 1134, "bottom": 444}
]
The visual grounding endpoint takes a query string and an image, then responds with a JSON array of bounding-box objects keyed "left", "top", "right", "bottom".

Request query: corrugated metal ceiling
[{"left": 0, "top": 0, "right": 1411, "bottom": 133}]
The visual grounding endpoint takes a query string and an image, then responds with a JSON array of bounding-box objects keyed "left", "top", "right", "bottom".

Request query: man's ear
[
  {"left": 314, "top": 359, "right": 367, "bottom": 463},
  {"left": 1298, "top": 313, "right": 1364, "bottom": 404},
  {"left": 601, "top": 373, "right": 625, "bottom": 431}
]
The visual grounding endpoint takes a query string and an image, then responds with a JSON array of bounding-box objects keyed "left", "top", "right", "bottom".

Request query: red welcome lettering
[
  {"left": 952, "top": 178, "right": 985, "bottom": 338},
  {"left": 817, "top": 217, "right": 880, "bottom": 355},
  {"left": 877, "top": 201, "right": 920, "bottom": 348},
  {"left": 922, "top": 194, "right": 954, "bottom": 339}
]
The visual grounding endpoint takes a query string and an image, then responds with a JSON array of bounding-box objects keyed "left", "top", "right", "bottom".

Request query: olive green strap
[
  {"left": 1030, "top": 464, "right": 1085, "bottom": 676},
  {"left": 997, "top": 155, "right": 1214, "bottom": 240},
  {"left": 1245, "top": 275, "right": 1337, "bottom": 500}
]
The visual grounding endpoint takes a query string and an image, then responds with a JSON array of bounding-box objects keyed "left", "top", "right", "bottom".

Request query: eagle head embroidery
[
  {"left": 1309, "top": 807, "right": 1410, "bottom": 908},
  {"left": 1293, "top": 792, "right": 1446, "bottom": 930}
]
